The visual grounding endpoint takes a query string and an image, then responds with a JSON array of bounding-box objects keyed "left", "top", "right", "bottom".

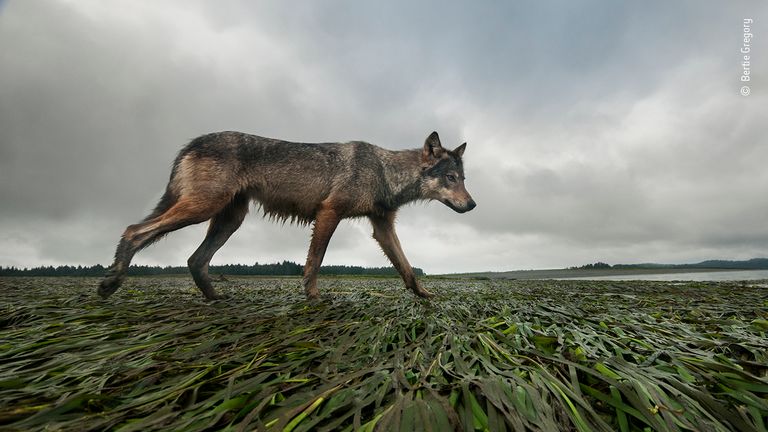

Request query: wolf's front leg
[
  {"left": 302, "top": 206, "right": 341, "bottom": 299},
  {"left": 369, "top": 213, "right": 433, "bottom": 298}
]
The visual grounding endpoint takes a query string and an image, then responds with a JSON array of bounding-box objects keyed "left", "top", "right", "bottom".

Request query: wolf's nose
[{"left": 466, "top": 200, "right": 476, "bottom": 211}]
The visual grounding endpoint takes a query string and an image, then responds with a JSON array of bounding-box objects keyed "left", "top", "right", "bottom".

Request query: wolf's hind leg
[
  {"left": 370, "top": 212, "right": 433, "bottom": 298},
  {"left": 99, "top": 221, "right": 173, "bottom": 299},
  {"left": 188, "top": 193, "right": 249, "bottom": 300},
  {"left": 98, "top": 195, "right": 230, "bottom": 299},
  {"left": 98, "top": 237, "right": 138, "bottom": 299}
]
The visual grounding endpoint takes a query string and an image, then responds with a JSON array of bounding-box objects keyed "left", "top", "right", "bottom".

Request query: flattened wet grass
[{"left": 0, "top": 277, "right": 766, "bottom": 431}]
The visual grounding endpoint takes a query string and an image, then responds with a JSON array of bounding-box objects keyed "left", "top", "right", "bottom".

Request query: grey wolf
[{"left": 98, "top": 131, "right": 476, "bottom": 300}]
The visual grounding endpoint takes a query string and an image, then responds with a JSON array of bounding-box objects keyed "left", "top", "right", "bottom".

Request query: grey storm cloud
[{"left": 0, "top": 0, "right": 766, "bottom": 273}]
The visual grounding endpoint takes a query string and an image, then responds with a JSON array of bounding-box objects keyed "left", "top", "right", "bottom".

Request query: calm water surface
[{"left": 563, "top": 270, "right": 768, "bottom": 282}]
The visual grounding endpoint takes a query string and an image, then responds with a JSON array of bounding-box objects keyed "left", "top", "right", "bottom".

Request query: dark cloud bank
[{"left": 0, "top": 1, "right": 766, "bottom": 273}]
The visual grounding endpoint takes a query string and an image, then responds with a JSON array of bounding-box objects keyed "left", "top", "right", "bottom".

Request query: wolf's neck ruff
[{"left": 375, "top": 149, "right": 425, "bottom": 211}]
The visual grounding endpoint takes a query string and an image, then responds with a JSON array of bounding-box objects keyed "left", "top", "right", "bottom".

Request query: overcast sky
[{"left": 1, "top": 1, "right": 766, "bottom": 273}]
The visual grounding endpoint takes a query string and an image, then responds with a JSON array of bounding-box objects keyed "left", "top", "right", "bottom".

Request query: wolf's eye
[{"left": 446, "top": 174, "right": 457, "bottom": 182}]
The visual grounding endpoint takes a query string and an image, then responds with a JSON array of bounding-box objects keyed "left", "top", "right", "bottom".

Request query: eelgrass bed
[{"left": 0, "top": 276, "right": 766, "bottom": 431}]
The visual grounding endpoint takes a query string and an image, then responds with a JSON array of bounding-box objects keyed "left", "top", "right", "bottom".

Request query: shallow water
[{"left": 562, "top": 269, "right": 768, "bottom": 281}]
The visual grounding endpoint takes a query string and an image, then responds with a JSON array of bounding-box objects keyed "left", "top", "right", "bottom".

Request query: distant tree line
[
  {"left": 0, "top": 261, "right": 424, "bottom": 277},
  {"left": 570, "top": 258, "right": 768, "bottom": 270},
  {"left": 569, "top": 262, "right": 612, "bottom": 270}
]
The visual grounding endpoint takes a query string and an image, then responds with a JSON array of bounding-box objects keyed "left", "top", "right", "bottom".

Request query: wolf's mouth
[{"left": 442, "top": 199, "right": 470, "bottom": 213}]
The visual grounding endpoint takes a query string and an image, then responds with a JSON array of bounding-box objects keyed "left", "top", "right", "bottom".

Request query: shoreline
[{"left": 446, "top": 267, "right": 764, "bottom": 280}]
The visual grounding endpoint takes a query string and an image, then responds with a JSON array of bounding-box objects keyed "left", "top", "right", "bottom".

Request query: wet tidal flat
[{"left": 1, "top": 276, "right": 767, "bottom": 431}]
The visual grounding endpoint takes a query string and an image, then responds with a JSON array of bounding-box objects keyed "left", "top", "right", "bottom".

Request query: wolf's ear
[
  {"left": 423, "top": 131, "right": 444, "bottom": 160},
  {"left": 453, "top": 142, "right": 467, "bottom": 157}
]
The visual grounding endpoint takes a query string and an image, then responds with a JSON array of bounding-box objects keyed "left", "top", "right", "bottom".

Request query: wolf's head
[{"left": 420, "top": 131, "right": 476, "bottom": 213}]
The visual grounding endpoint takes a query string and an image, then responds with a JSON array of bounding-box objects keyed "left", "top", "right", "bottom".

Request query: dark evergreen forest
[{"left": 0, "top": 261, "right": 425, "bottom": 277}]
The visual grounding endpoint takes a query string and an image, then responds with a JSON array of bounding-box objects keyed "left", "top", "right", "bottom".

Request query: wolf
[{"left": 98, "top": 131, "right": 475, "bottom": 300}]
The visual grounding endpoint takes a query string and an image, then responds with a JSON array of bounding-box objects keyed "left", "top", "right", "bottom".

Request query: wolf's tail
[
  {"left": 141, "top": 187, "right": 178, "bottom": 222},
  {"left": 140, "top": 155, "right": 184, "bottom": 222}
]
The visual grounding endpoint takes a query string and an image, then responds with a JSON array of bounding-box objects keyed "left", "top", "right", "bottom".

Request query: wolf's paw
[
  {"left": 204, "top": 293, "right": 230, "bottom": 302},
  {"left": 305, "top": 292, "right": 324, "bottom": 304},
  {"left": 97, "top": 277, "right": 121, "bottom": 299},
  {"left": 413, "top": 288, "right": 435, "bottom": 299},
  {"left": 303, "top": 282, "right": 320, "bottom": 301}
]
